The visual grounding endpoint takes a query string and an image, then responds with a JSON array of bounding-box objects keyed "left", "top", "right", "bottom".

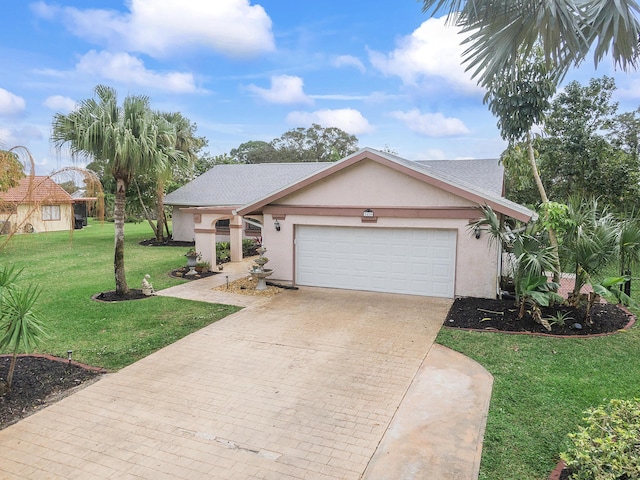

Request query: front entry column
[
  {"left": 194, "top": 227, "right": 216, "bottom": 270},
  {"left": 230, "top": 216, "right": 244, "bottom": 262}
]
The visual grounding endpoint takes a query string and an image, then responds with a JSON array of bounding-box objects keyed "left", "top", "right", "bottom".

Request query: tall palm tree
[
  {"left": 422, "top": 0, "right": 640, "bottom": 89},
  {"left": 52, "top": 85, "right": 173, "bottom": 295},
  {"left": 152, "top": 112, "right": 196, "bottom": 242}
]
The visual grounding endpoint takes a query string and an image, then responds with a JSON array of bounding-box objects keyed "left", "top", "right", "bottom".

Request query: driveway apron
[{"left": 0, "top": 287, "right": 489, "bottom": 479}]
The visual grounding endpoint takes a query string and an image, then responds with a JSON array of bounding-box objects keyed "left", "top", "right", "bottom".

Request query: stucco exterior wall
[
  {"left": 171, "top": 207, "right": 196, "bottom": 242},
  {"left": 261, "top": 213, "right": 499, "bottom": 299},
  {"left": 277, "top": 160, "right": 476, "bottom": 208}
]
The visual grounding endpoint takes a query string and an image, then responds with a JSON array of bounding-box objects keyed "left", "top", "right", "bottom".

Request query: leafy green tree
[
  {"left": 270, "top": 124, "right": 358, "bottom": 162},
  {"left": 537, "top": 77, "right": 640, "bottom": 208},
  {"left": 52, "top": 85, "right": 175, "bottom": 295},
  {"left": 611, "top": 108, "right": 640, "bottom": 160},
  {"left": 226, "top": 125, "right": 359, "bottom": 165},
  {"left": 0, "top": 149, "right": 26, "bottom": 192},
  {"left": 485, "top": 47, "right": 561, "bottom": 278},
  {"left": 0, "top": 266, "right": 46, "bottom": 392},
  {"left": 229, "top": 141, "right": 277, "bottom": 164},
  {"left": 421, "top": 0, "right": 640, "bottom": 89}
]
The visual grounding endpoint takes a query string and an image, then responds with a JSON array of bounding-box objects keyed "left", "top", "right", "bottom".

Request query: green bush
[
  {"left": 561, "top": 398, "right": 640, "bottom": 480},
  {"left": 216, "top": 242, "right": 230, "bottom": 263},
  {"left": 243, "top": 238, "right": 260, "bottom": 257}
]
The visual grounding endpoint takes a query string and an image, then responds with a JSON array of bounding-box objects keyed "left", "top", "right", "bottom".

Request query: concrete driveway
[{"left": 0, "top": 285, "right": 491, "bottom": 479}]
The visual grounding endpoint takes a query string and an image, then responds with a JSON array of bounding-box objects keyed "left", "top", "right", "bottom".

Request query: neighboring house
[
  {"left": 0, "top": 176, "right": 76, "bottom": 233},
  {"left": 166, "top": 148, "right": 536, "bottom": 299}
]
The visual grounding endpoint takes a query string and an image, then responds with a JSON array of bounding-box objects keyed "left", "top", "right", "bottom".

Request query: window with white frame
[{"left": 42, "top": 205, "right": 61, "bottom": 221}]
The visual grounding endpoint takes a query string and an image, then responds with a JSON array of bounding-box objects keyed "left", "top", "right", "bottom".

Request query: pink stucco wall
[{"left": 260, "top": 159, "right": 500, "bottom": 299}]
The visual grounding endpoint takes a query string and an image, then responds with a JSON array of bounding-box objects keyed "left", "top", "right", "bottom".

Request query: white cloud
[
  {"left": 43, "top": 95, "right": 77, "bottom": 113},
  {"left": 286, "top": 109, "right": 374, "bottom": 135},
  {"left": 76, "top": 50, "right": 199, "bottom": 93},
  {"left": 0, "top": 126, "right": 44, "bottom": 146},
  {"left": 391, "top": 109, "right": 470, "bottom": 137},
  {"left": 247, "top": 75, "right": 313, "bottom": 105},
  {"left": 333, "top": 55, "right": 365, "bottom": 73},
  {"left": 34, "top": 0, "right": 275, "bottom": 58},
  {"left": 369, "top": 17, "right": 481, "bottom": 95},
  {"left": 0, "top": 88, "right": 26, "bottom": 116}
]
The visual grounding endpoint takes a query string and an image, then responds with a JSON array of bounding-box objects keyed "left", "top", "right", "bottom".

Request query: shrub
[
  {"left": 242, "top": 238, "right": 260, "bottom": 257},
  {"left": 216, "top": 242, "right": 230, "bottom": 263},
  {"left": 561, "top": 398, "right": 640, "bottom": 480}
]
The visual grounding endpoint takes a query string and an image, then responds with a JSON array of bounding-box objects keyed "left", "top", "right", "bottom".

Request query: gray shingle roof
[
  {"left": 166, "top": 148, "right": 533, "bottom": 221},
  {"left": 415, "top": 159, "right": 503, "bottom": 197},
  {"left": 165, "top": 162, "right": 331, "bottom": 206}
]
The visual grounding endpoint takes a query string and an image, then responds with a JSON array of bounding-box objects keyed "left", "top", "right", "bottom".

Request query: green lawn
[
  {"left": 437, "top": 303, "right": 640, "bottom": 479},
  {"left": 0, "top": 220, "right": 240, "bottom": 370}
]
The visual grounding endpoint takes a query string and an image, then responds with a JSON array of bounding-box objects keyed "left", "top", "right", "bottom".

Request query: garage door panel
[{"left": 296, "top": 226, "right": 456, "bottom": 297}]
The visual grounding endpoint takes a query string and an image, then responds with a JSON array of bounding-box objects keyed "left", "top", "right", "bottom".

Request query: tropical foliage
[
  {"left": 471, "top": 198, "right": 640, "bottom": 328},
  {"left": 0, "top": 265, "right": 46, "bottom": 392},
  {"left": 421, "top": 0, "right": 640, "bottom": 89}
]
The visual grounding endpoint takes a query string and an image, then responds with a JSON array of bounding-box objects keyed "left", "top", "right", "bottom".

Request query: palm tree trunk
[
  {"left": 114, "top": 177, "right": 129, "bottom": 295},
  {"left": 134, "top": 179, "right": 160, "bottom": 238},
  {"left": 155, "top": 179, "right": 165, "bottom": 243},
  {"left": 527, "top": 132, "right": 561, "bottom": 282}
]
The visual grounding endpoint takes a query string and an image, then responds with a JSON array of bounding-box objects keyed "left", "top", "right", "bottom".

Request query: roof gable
[
  {"left": 0, "top": 176, "right": 73, "bottom": 204},
  {"left": 275, "top": 157, "right": 479, "bottom": 208},
  {"left": 236, "top": 148, "right": 535, "bottom": 222}
]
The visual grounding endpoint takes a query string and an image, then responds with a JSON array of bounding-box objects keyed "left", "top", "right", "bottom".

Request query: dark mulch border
[
  {"left": 138, "top": 238, "right": 195, "bottom": 247},
  {"left": 445, "top": 297, "right": 636, "bottom": 338},
  {"left": 92, "top": 289, "right": 152, "bottom": 302},
  {"left": 168, "top": 267, "right": 220, "bottom": 281},
  {"left": 1, "top": 355, "right": 106, "bottom": 430}
]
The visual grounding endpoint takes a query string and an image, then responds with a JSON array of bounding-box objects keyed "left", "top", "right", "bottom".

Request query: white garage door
[{"left": 295, "top": 226, "right": 456, "bottom": 297}]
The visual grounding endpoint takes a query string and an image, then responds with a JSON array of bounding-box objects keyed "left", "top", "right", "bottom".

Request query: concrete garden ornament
[
  {"left": 141, "top": 274, "right": 154, "bottom": 296},
  {"left": 249, "top": 246, "right": 273, "bottom": 290}
]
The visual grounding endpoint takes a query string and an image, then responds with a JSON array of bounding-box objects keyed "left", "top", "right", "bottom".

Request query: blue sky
[{"left": 2, "top": 0, "right": 640, "bottom": 176}]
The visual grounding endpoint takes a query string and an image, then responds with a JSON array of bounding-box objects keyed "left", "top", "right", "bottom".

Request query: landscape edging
[
  {"left": 444, "top": 307, "right": 635, "bottom": 339},
  {"left": 0, "top": 353, "right": 108, "bottom": 373}
]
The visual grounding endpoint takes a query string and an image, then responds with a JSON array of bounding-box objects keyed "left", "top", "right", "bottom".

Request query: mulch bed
[
  {"left": 0, "top": 356, "right": 104, "bottom": 430},
  {"left": 445, "top": 296, "right": 634, "bottom": 336},
  {"left": 93, "top": 289, "right": 151, "bottom": 302},
  {"left": 169, "top": 267, "right": 220, "bottom": 280},
  {"left": 138, "top": 238, "right": 194, "bottom": 247}
]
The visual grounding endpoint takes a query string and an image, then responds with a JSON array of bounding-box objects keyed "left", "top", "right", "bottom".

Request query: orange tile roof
[{"left": 0, "top": 176, "right": 73, "bottom": 204}]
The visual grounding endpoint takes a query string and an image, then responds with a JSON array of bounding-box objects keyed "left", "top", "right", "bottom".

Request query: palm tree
[
  {"left": 152, "top": 112, "right": 196, "bottom": 242},
  {"left": 561, "top": 198, "right": 619, "bottom": 301},
  {"left": 52, "top": 85, "right": 173, "bottom": 295},
  {"left": 422, "top": 0, "right": 640, "bottom": 89}
]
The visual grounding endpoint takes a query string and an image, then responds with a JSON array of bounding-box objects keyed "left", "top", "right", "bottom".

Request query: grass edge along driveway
[
  {"left": 0, "top": 220, "right": 240, "bottom": 370},
  {"left": 437, "top": 317, "right": 640, "bottom": 480}
]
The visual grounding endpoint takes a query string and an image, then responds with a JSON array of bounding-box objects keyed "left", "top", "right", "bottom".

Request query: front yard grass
[
  {"left": 0, "top": 220, "right": 239, "bottom": 370},
  {"left": 437, "top": 306, "right": 640, "bottom": 479}
]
